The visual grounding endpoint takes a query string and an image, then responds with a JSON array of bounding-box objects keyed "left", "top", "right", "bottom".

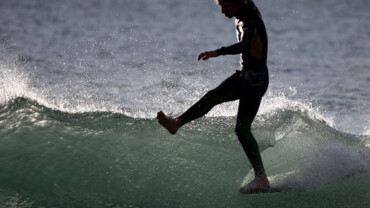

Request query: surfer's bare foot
[
  {"left": 156, "top": 111, "right": 181, "bottom": 135},
  {"left": 239, "top": 174, "right": 271, "bottom": 194}
]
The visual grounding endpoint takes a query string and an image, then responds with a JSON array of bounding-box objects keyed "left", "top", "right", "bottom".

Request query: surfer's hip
[{"left": 237, "top": 64, "right": 269, "bottom": 93}]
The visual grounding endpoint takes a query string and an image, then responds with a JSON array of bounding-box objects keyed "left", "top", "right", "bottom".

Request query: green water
[{"left": 0, "top": 98, "right": 369, "bottom": 207}]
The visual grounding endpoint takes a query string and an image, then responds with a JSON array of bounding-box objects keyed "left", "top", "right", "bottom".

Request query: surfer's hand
[{"left": 197, "top": 50, "right": 218, "bottom": 61}]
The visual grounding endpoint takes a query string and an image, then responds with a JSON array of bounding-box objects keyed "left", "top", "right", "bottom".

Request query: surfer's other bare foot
[
  {"left": 156, "top": 111, "right": 181, "bottom": 135},
  {"left": 239, "top": 174, "right": 271, "bottom": 194}
]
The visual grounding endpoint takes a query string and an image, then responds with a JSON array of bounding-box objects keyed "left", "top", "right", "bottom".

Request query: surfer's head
[{"left": 214, "top": 0, "right": 247, "bottom": 18}]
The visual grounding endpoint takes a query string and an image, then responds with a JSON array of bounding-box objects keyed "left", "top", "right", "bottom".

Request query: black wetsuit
[{"left": 178, "top": 1, "right": 269, "bottom": 175}]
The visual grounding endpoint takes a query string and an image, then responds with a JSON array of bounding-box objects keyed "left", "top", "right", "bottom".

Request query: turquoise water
[
  {"left": 0, "top": 98, "right": 369, "bottom": 207},
  {"left": 1, "top": 0, "right": 370, "bottom": 207}
]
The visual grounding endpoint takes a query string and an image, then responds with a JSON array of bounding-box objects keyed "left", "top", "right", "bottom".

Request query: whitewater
[{"left": 1, "top": 0, "right": 369, "bottom": 207}]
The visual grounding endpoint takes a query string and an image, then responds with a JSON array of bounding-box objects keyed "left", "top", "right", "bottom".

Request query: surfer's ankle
[
  {"left": 255, "top": 172, "right": 268, "bottom": 180},
  {"left": 253, "top": 173, "right": 270, "bottom": 187},
  {"left": 168, "top": 118, "right": 180, "bottom": 134}
]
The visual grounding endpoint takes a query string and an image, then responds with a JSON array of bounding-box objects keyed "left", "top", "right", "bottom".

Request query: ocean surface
[{"left": 0, "top": 0, "right": 369, "bottom": 207}]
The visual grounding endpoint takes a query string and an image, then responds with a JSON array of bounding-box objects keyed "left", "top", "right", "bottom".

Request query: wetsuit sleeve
[
  {"left": 216, "top": 20, "right": 257, "bottom": 56},
  {"left": 216, "top": 42, "right": 246, "bottom": 55}
]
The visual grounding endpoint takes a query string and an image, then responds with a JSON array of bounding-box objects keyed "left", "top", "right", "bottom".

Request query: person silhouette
[{"left": 157, "top": 0, "right": 271, "bottom": 193}]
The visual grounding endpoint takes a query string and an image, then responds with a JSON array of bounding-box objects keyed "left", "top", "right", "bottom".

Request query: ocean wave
[
  {"left": 0, "top": 97, "right": 369, "bottom": 207},
  {"left": 1, "top": 96, "right": 368, "bottom": 139}
]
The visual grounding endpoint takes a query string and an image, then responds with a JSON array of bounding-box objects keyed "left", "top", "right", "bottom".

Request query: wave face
[
  {"left": 0, "top": 98, "right": 369, "bottom": 207},
  {"left": 1, "top": 0, "right": 369, "bottom": 207}
]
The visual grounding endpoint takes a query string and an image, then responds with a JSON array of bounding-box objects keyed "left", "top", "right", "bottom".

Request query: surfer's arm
[
  {"left": 216, "top": 42, "right": 246, "bottom": 55},
  {"left": 197, "top": 50, "right": 218, "bottom": 61}
]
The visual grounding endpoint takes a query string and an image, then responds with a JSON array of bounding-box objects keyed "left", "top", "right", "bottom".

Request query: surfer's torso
[{"left": 217, "top": 1, "right": 268, "bottom": 71}]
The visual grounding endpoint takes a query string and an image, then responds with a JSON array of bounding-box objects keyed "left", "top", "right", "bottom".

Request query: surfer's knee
[
  {"left": 196, "top": 89, "right": 219, "bottom": 107},
  {"left": 202, "top": 89, "right": 217, "bottom": 100},
  {"left": 235, "top": 123, "right": 252, "bottom": 139},
  {"left": 235, "top": 117, "right": 253, "bottom": 136},
  {"left": 234, "top": 125, "right": 241, "bottom": 137}
]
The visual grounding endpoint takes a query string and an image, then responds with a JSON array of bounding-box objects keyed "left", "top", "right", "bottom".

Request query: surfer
[{"left": 157, "top": 0, "right": 270, "bottom": 193}]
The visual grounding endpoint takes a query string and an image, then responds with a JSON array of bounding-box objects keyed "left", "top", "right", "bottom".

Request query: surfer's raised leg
[
  {"left": 157, "top": 76, "right": 237, "bottom": 135},
  {"left": 156, "top": 111, "right": 182, "bottom": 135}
]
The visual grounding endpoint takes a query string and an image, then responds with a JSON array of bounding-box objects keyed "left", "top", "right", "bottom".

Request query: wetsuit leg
[
  {"left": 178, "top": 72, "right": 242, "bottom": 125},
  {"left": 178, "top": 68, "right": 269, "bottom": 177},
  {"left": 235, "top": 70, "right": 269, "bottom": 176}
]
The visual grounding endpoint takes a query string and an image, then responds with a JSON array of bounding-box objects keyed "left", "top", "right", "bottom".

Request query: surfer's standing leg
[{"left": 236, "top": 70, "right": 270, "bottom": 193}]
